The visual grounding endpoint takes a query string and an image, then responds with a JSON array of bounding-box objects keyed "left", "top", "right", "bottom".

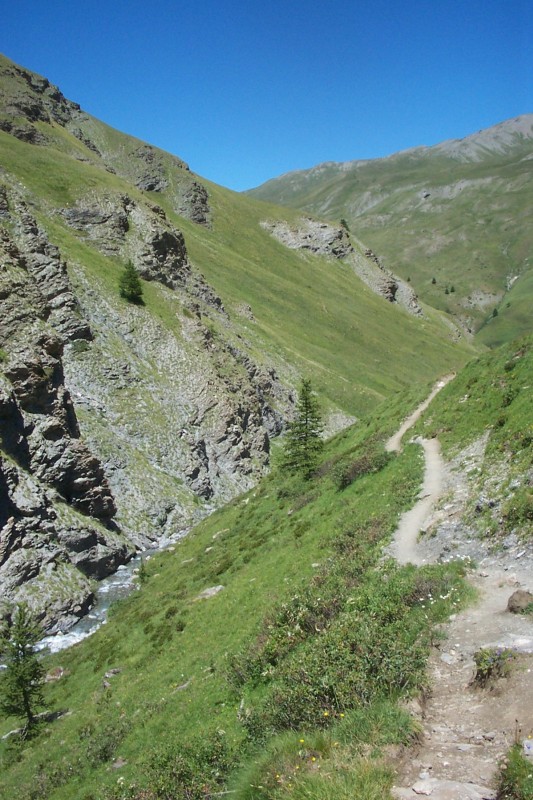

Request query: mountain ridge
[
  {"left": 248, "top": 114, "right": 533, "bottom": 342},
  {"left": 256, "top": 114, "right": 533, "bottom": 185}
]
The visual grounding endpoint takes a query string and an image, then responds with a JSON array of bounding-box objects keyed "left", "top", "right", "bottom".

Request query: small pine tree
[
  {"left": 431, "top": 277, "right": 437, "bottom": 285},
  {"left": 445, "top": 287, "right": 449, "bottom": 295},
  {"left": 340, "top": 218, "right": 350, "bottom": 231},
  {"left": 0, "top": 604, "right": 45, "bottom": 731},
  {"left": 282, "top": 378, "right": 324, "bottom": 479},
  {"left": 450, "top": 285, "right": 455, "bottom": 293},
  {"left": 119, "top": 261, "right": 143, "bottom": 304}
]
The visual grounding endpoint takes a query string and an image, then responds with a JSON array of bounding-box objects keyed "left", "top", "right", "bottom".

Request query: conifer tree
[
  {"left": 119, "top": 260, "right": 144, "bottom": 304},
  {"left": 282, "top": 378, "right": 324, "bottom": 478},
  {"left": 0, "top": 604, "right": 45, "bottom": 731}
]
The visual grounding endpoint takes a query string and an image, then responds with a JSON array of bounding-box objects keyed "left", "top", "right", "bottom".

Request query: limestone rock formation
[
  {"left": 355, "top": 247, "right": 423, "bottom": 316},
  {"left": 260, "top": 217, "right": 353, "bottom": 258},
  {"left": 260, "top": 217, "right": 423, "bottom": 315},
  {"left": 175, "top": 179, "right": 211, "bottom": 226},
  {"left": 0, "top": 53, "right": 211, "bottom": 229},
  {"left": 59, "top": 193, "right": 221, "bottom": 306},
  {"left": 0, "top": 188, "right": 133, "bottom": 631},
  {"left": 0, "top": 60, "right": 81, "bottom": 129}
]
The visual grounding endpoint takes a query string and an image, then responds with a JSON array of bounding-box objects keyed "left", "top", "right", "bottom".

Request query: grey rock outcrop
[
  {"left": 59, "top": 193, "right": 222, "bottom": 307},
  {"left": 132, "top": 144, "right": 169, "bottom": 192},
  {"left": 355, "top": 247, "right": 423, "bottom": 315},
  {"left": 0, "top": 61, "right": 81, "bottom": 129},
  {"left": 260, "top": 217, "right": 353, "bottom": 258},
  {"left": 0, "top": 190, "right": 132, "bottom": 631},
  {"left": 507, "top": 589, "right": 533, "bottom": 613},
  {"left": 0, "top": 54, "right": 211, "bottom": 230},
  {"left": 175, "top": 179, "right": 211, "bottom": 227}
]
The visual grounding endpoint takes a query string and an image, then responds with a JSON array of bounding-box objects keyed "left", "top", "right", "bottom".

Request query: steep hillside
[
  {"left": 0, "top": 336, "right": 531, "bottom": 800},
  {"left": 0, "top": 54, "right": 473, "bottom": 629},
  {"left": 249, "top": 116, "right": 533, "bottom": 340}
]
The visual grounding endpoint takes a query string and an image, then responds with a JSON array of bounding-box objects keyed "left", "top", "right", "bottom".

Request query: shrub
[
  {"left": 335, "top": 449, "right": 391, "bottom": 490},
  {"left": 472, "top": 647, "right": 515, "bottom": 687},
  {"left": 502, "top": 488, "right": 533, "bottom": 532},
  {"left": 238, "top": 564, "right": 469, "bottom": 738},
  {"left": 105, "top": 729, "right": 236, "bottom": 799}
]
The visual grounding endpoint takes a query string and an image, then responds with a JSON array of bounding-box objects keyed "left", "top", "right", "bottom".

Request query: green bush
[
  {"left": 335, "top": 449, "right": 391, "bottom": 491},
  {"left": 238, "top": 563, "right": 470, "bottom": 739},
  {"left": 472, "top": 647, "right": 515, "bottom": 687}
]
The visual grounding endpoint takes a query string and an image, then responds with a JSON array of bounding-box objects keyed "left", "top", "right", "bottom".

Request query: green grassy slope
[
  {"left": 248, "top": 120, "right": 533, "bottom": 343},
  {"left": 412, "top": 334, "right": 533, "bottom": 542},
  {"left": 0, "top": 102, "right": 473, "bottom": 419},
  {"left": 169, "top": 182, "right": 474, "bottom": 415},
  {"left": 0, "top": 381, "right": 475, "bottom": 800},
  {"left": 0, "top": 332, "right": 530, "bottom": 799}
]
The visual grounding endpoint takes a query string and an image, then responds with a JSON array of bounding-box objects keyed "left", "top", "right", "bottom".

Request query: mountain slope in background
[
  {"left": 249, "top": 115, "right": 533, "bottom": 344},
  {"left": 0, "top": 54, "right": 472, "bottom": 628}
]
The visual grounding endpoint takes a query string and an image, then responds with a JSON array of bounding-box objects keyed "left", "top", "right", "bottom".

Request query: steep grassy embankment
[
  {"left": 0, "top": 123, "right": 472, "bottom": 419},
  {"left": 1, "top": 335, "right": 532, "bottom": 798},
  {"left": 0, "top": 381, "right": 475, "bottom": 800},
  {"left": 412, "top": 334, "right": 533, "bottom": 543}
]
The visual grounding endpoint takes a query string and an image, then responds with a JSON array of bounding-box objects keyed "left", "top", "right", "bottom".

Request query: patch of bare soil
[{"left": 385, "top": 381, "right": 533, "bottom": 799}]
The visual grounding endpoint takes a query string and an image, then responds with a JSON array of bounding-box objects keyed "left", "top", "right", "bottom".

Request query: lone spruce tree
[
  {"left": 119, "top": 260, "right": 144, "bottom": 304},
  {"left": 0, "top": 604, "right": 45, "bottom": 732},
  {"left": 282, "top": 378, "right": 324, "bottom": 478}
]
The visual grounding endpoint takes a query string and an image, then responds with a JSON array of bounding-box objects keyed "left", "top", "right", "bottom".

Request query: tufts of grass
[{"left": 496, "top": 744, "right": 533, "bottom": 800}]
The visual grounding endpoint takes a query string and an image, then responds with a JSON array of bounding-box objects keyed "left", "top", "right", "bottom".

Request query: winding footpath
[
  {"left": 385, "top": 375, "right": 453, "bottom": 565},
  {"left": 385, "top": 377, "right": 533, "bottom": 800}
]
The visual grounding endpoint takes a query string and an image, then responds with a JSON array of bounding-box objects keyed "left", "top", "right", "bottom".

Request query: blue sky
[{"left": 2, "top": 1, "right": 532, "bottom": 190}]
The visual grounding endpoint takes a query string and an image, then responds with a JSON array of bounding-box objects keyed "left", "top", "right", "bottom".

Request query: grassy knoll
[{"left": 0, "top": 384, "right": 474, "bottom": 800}]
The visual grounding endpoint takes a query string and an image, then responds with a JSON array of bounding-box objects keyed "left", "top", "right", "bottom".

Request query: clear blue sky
[{"left": 2, "top": 0, "right": 532, "bottom": 190}]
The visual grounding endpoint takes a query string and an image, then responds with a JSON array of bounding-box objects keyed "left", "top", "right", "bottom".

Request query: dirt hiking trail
[{"left": 384, "top": 377, "right": 533, "bottom": 800}]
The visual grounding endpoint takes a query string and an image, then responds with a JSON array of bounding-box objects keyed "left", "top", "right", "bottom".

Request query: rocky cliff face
[
  {"left": 0, "top": 190, "right": 135, "bottom": 631},
  {"left": 0, "top": 174, "right": 291, "bottom": 632}
]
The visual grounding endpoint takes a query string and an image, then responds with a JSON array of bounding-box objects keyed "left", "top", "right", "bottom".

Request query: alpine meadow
[{"left": 0, "top": 53, "right": 532, "bottom": 800}]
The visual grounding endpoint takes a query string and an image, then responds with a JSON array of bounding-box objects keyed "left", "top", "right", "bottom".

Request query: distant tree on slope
[
  {"left": 119, "top": 260, "right": 144, "bottom": 304},
  {"left": 0, "top": 604, "right": 45, "bottom": 732},
  {"left": 282, "top": 378, "right": 324, "bottom": 479}
]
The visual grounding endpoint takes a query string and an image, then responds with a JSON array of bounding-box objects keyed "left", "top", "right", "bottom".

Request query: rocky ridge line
[{"left": 0, "top": 54, "right": 211, "bottom": 227}]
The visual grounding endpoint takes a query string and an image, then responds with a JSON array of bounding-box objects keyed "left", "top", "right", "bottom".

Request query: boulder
[{"left": 507, "top": 589, "right": 533, "bottom": 613}]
